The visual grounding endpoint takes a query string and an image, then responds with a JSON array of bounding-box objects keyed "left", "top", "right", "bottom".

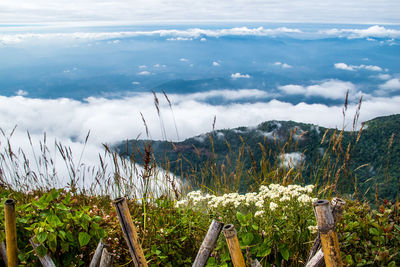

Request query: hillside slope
[{"left": 116, "top": 114, "right": 400, "bottom": 201}]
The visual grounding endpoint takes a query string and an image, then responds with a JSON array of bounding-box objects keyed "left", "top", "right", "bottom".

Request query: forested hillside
[{"left": 116, "top": 114, "right": 400, "bottom": 202}]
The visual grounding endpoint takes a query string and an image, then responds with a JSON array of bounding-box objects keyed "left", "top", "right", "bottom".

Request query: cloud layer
[
  {"left": 1, "top": 25, "right": 399, "bottom": 46},
  {"left": 1, "top": 0, "right": 399, "bottom": 24},
  {"left": 321, "top": 25, "right": 400, "bottom": 39}
]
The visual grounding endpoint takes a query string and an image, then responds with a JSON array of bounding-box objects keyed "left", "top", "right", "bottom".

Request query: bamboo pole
[
  {"left": 313, "top": 200, "right": 343, "bottom": 267},
  {"left": 29, "top": 237, "right": 56, "bottom": 267},
  {"left": 4, "top": 199, "right": 17, "bottom": 267},
  {"left": 306, "top": 198, "right": 346, "bottom": 267},
  {"left": 0, "top": 242, "right": 7, "bottom": 265},
  {"left": 113, "top": 197, "right": 147, "bottom": 267},
  {"left": 193, "top": 220, "right": 224, "bottom": 267},
  {"left": 99, "top": 248, "right": 114, "bottom": 267},
  {"left": 222, "top": 224, "right": 245, "bottom": 267},
  {"left": 89, "top": 239, "right": 105, "bottom": 267}
]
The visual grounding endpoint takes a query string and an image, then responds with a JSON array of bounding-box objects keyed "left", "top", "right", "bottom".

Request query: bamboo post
[
  {"left": 313, "top": 200, "right": 342, "bottom": 267},
  {"left": 89, "top": 239, "right": 105, "bottom": 267},
  {"left": 306, "top": 198, "right": 346, "bottom": 267},
  {"left": 0, "top": 242, "right": 7, "bottom": 265},
  {"left": 4, "top": 199, "right": 17, "bottom": 267},
  {"left": 29, "top": 237, "right": 56, "bottom": 267},
  {"left": 222, "top": 224, "right": 245, "bottom": 267},
  {"left": 193, "top": 220, "right": 224, "bottom": 267},
  {"left": 99, "top": 248, "right": 114, "bottom": 267},
  {"left": 113, "top": 197, "right": 147, "bottom": 267}
]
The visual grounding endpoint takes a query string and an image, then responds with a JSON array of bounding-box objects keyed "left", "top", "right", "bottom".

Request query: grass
[{"left": 0, "top": 93, "right": 399, "bottom": 266}]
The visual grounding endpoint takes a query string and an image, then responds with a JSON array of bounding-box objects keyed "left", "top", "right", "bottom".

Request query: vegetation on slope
[{"left": 117, "top": 114, "right": 400, "bottom": 202}]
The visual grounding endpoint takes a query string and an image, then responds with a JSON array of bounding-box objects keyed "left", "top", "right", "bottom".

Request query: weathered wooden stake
[
  {"left": 4, "top": 199, "right": 17, "bottom": 267},
  {"left": 99, "top": 248, "right": 114, "bottom": 267},
  {"left": 313, "top": 200, "right": 343, "bottom": 267},
  {"left": 89, "top": 239, "right": 105, "bottom": 267},
  {"left": 29, "top": 237, "right": 56, "bottom": 267},
  {"left": 222, "top": 224, "right": 245, "bottom": 267},
  {"left": 0, "top": 241, "right": 7, "bottom": 265},
  {"left": 193, "top": 220, "right": 224, "bottom": 267},
  {"left": 113, "top": 197, "right": 147, "bottom": 267},
  {"left": 306, "top": 198, "right": 346, "bottom": 267}
]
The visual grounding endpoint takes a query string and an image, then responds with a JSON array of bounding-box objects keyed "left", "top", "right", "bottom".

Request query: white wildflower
[
  {"left": 269, "top": 202, "right": 278, "bottom": 211},
  {"left": 297, "top": 194, "right": 312, "bottom": 204},
  {"left": 279, "top": 196, "right": 290, "bottom": 202},
  {"left": 255, "top": 210, "right": 265, "bottom": 217},
  {"left": 255, "top": 200, "right": 264, "bottom": 208}
]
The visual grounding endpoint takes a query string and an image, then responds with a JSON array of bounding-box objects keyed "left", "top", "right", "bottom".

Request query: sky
[{"left": 1, "top": 0, "right": 400, "bottom": 25}]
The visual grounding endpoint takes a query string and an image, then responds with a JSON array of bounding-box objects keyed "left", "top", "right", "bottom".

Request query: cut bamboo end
[
  {"left": 193, "top": 220, "right": 224, "bottom": 267},
  {"left": 89, "top": 239, "right": 106, "bottom": 267},
  {"left": 222, "top": 224, "right": 245, "bottom": 267},
  {"left": 313, "top": 199, "right": 342, "bottom": 267},
  {"left": 4, "top": 199, "right": 17, "bottom": 267},
  {"left": 113, "top": 197, "right": 148, "bottom": 267}
]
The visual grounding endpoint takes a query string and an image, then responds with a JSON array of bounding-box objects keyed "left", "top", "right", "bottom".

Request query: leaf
[
  {"left": 36, "top": 244, "right": 48, "bottom": 258},
  {"left": 236, "top": 211, "right": 246, "bottom": 226},
  {"left": 388, "top": 261, "right": 396, "bottom": 267},
  {"left": 257, "top": 245, "right": 271, "bottom": 257},
  {"left": 280, "top": 246, "right": 290, "bottom": 261},
  {"left": 78, "top": 232, "right": 91, "bottom": 247},
  {"left": 241, "top": 232, "right": 254, "bottom": 246},
  {"left": 251, "top": 224, "right": 259, "bottom": 231},
  {"left": 369, "top": 227, "right": 379, "bottom": 236},
  {"left": 244, "top": 213, "right": 252, "bottom": 222},
  {"left": 48, "top": 238, "right": 57, "bottom": 252},
  {"left": 47, "top": 214, "right": 62, "bottom": 227},
  {"left": 36, "top": 232, "right": 48, "bottom": 244},
  {"left": 394, "top": 224, "right": 400, "bottom": 232}
]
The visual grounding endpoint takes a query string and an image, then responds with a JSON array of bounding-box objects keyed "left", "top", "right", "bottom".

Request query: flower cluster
[{"left": 175, "top": 183, "right": 317, "bottom": 219}]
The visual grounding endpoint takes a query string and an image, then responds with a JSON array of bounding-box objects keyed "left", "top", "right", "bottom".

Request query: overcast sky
[{"left": 1, "top": 0, "right": 399, "bottom": 25}]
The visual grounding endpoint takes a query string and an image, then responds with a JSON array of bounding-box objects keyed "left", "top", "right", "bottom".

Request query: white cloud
[
  {"left": 16, "top": 89, "right": 28, "bottom": 96},
  {"left": 179, "top": 58, "right": 188, "bottom": 62},
  {"left": 138, "top": 71, "right": 150, "bottom": 75},
  {"left": 334, "top": 63, "right": 383, "bottom": 72},
  {"left": 278, "top": 85, "right": 306, "bottom": 95},
  {"left": 376, "top": 74, "right": 392, "bottom": 80},
  {"left": 379, "top": 78, "right": 400, "bottom": 91},
  {"left": 322, "top": 25, "right": 400, "bottom": 39},
  {"left": 212, "top": 61, "right": 220, "bottom": 66},
  {"left": 138, "top": 65, "right": 147, "bottom": 69},
  {"left": 274, "top": 62, "right": 292, "bottom": 69},
  {"left": 178, "top": 89, "right": 268, "bottom": 101},
  {"left": 279, "top": 79, "right": 358, "bottom": 100},
  {"left": 132, "top": 81, "right": 140, "bottom": 85},
  {"left": 231, "top": 73, "right": 250, "bottom": 79},
  {"left": 167, "top": 37, "right": 193, "bottom": 41}
]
